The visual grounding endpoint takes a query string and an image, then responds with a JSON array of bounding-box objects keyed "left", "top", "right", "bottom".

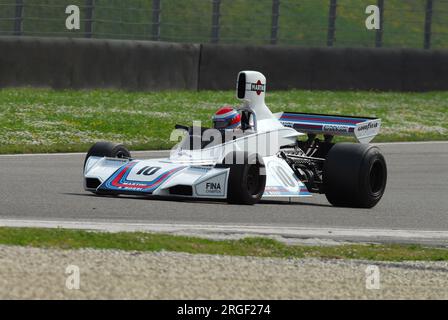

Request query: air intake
[
  {"left": 85, "top": 178, "right": 101, "bottom": 189},
  {"left": 169, "top": 185, "right": 193, "bottom": 196}
]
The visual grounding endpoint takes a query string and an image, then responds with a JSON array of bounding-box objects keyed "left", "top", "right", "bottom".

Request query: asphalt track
[{"left": 0, "top": 142, "right": 447, "bottom": 245}]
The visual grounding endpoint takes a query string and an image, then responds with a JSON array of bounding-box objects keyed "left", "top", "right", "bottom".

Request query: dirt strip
[{"left": 0, "top": 245, "right": 447, "bottom": 299}]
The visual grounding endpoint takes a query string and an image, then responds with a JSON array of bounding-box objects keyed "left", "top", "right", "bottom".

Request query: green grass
[
  {"left": 0, "top": 0, "right": 447, "bottom": 48},
  {"left": 0, "top": 227, "right": 447, "bottom": 262},
  {"left": 0, "top": 88, "right": 447, "bottom": 154}
]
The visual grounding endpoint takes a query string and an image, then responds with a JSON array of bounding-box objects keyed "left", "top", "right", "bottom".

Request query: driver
[{"left": 212, "top": 106, "right": 241, "bottom": 130}]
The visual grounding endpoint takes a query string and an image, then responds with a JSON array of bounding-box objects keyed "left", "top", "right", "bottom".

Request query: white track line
[{"left": 1, "top": 219, "right": 447, "bottom": 244}]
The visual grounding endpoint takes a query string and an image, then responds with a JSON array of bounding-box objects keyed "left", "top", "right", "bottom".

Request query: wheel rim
[
  {"left": 369, "top": 159, "right": 385, "bottom": 195},
  {"left": 115, "top": 150, "right": 128, "bottom": 159},
  {"left": 246, "top": 165, "right": 261, "bottom": 195}
]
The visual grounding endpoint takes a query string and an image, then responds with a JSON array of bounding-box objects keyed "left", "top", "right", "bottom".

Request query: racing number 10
[{"left": 136, "top": 166, "right": 161, "bottom": 176}]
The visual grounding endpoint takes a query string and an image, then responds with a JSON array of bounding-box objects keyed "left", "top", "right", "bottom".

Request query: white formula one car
[{"left": 83, "top": 71, "right": 387, "bottom": 208}]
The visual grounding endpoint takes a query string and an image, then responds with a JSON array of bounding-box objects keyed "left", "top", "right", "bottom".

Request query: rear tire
[
  {"left": 323, "top": 143, "right": 387, "bottom": 208},
  {"left": 218, "top": 151, "right": 266, "bottom": 205},
  {"left": 84, "top": 141, "right": 131, "bottom": 168}
]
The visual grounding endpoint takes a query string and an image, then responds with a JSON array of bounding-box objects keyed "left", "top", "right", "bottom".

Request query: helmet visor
[{"left": 213, "top": 119, "right": 232, "bottom": 129}]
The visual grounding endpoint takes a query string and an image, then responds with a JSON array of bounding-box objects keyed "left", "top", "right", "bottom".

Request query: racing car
[{"left": 83, "top": 71, "right": 387, "bottom": 208}]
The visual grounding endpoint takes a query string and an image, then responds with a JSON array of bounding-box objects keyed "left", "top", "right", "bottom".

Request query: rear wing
[{"left": 278, "top": 112, "right": 381, "bottom": 144}]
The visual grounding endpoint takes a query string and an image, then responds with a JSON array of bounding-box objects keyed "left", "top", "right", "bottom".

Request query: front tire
[
  {"left": 218, "top": 151, "right": 266, "bottom": 205},
  {"left": 323, "top": 143, "right": 387, "bottom": 208},
  {"left": 84, "top": 141, "right": 131, "bottom": 168}
]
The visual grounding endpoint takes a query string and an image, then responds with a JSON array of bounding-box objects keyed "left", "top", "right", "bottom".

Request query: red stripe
[
  {"left": 229, "top": 114, "right": 241, "bottom": 125},
  {"left": 111, "top": 166, "right": 180, "bottom": 189},
  {"left": 216, "top": 106, "right": 234, "bottom": 115},
  {"left": 111, "top": 163, "right": 134, "bottom": 186}
]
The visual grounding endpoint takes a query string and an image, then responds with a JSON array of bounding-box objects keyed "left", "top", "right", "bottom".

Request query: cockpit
[{"left": 175, "top": 109, "right": 256, "bottom": 151}]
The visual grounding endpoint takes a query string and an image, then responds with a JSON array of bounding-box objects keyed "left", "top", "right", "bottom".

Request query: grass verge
[
  {"left": 1, "top": 227, "right": 447, "bottom": 262},
  {"left": 1, "top": 88, "right": 447, "bottom": 154}
]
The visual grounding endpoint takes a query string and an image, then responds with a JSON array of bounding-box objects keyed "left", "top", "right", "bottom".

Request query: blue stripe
[
  {"left": 101, "top": 162, "right": 186, "bottom": 192},
  {"left": 214, "top": 113, "right": 237, "bottom": 121},
  {"left": 226, "top": 122, "right": 240, "bottom": 129}
]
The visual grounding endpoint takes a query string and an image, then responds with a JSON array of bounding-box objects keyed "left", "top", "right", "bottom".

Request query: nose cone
[{"left": 236, "top": 71, "right": 266, "bottom": 105}]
